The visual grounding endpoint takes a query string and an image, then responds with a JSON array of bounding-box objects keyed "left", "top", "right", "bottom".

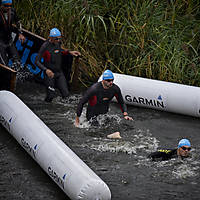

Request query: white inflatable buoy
[
  {"left": 99, "top": 73, "right": 200, "bottom": 118},
  {"left": 0, "top": 90, "right": 111, "bottom": 200}
]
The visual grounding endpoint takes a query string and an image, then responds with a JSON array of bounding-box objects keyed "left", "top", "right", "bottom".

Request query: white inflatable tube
[
  {"left": 99, "top": 73, "right": 200, "bottom": 118},
  {"left": 0, "top": 91, "right": 111, "bottom": 200}
]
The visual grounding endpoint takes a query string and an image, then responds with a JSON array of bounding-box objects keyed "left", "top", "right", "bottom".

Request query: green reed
[{"left": 14, "top": 0, "right": 200, "bottom": 87}]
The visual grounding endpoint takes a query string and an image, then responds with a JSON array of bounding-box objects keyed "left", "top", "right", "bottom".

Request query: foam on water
[
  {"left": 82, "top": 126, "right": 200, "bottom": 182},
  {"left": 54, "top": 94, "right": 82, "bottom": 107},
  {"left": 172, "top": 163, "right": 199, "bottom": 179},
  {"left": 83, "top": 129, "right": 159, "bottom": 155},
  {"left": 90, "top": 140, "right": 137, "bottom": 154},
  {"left": 69, "top": 111, "right": 122, "bottom": 129},
  {"left": 144, "top": 150, "right": 200, "bottom": 183},
  {"left": 15, "top": 65, "right": 33, "bottom": 83}
]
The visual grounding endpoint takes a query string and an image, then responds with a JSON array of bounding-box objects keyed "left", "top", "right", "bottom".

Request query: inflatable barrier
[
  {"left": 0, "top": 91, "right": 111, "bottom": 200},
  {"left": 99, "top": 73, "right": 200, "bottom": 118}
]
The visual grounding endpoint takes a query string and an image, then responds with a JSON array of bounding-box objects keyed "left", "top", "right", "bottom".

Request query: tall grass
[{"left": 14, "top": 0, "right": 200, "bottom": 87}]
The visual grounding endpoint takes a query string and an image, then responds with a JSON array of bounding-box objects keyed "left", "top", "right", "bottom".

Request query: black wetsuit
[
  {"left": 76, "top": 81, "right": 127, "bottom": 121},
  {"left": 148, "top": 149, "right": 178, "bottom": 161},
  {"left": 35, "top": 40, "right": 73, "bottom": 102},
  {"left": 0, "top": 7, "right": 22, "bottom": 66}
]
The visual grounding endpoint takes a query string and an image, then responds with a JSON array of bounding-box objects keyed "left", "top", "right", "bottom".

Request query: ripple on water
[
  {"left": 71, "top": 112, "right": 122, "bottom": 129},
  {"left": 54, "top": 94, "right": 82, "bottom": 107},
  {"left": 146, "top": 152, "right": 200, "bottom": 184},
  {"left": 81, "top": 127, "right": 200, "bottom": 184},
  {"left": 82, "top": 129, "right": 159, "bottom": 155},
  {"left": 172, "top": 163, "right": 199, "bottom": 179}
]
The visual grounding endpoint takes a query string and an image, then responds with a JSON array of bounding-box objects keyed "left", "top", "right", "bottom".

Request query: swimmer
[
  {"left": 148, "top": 138, "right": 192, "bottom": 161},
  {"left": 75, "top": 69, "right": 133, "bottom": 127},
  {"left": 35, "top": 28, "right": 81, "bottom": 102}
]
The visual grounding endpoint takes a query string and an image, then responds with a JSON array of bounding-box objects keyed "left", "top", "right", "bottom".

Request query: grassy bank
[{"left": 14, "top": 0, "right": 200, "bottom": 87}]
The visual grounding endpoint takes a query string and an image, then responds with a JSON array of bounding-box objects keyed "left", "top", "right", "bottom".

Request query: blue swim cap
[
  {"left": 178, "top": 139, "right": 191, "bottom": 148},
  {"left": 1, "top": 0, "right": 12, "bottom": 4},
  {"left": 102, "top": 70, "right": 114, "bottom": 80},
  {"left": 49, "top": 28, "right": 61, "bottom": 37}
]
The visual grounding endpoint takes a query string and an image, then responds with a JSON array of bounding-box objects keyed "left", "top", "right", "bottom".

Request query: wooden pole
[{"left": 0, "top": 63, "right": 17, "bottom": 92}]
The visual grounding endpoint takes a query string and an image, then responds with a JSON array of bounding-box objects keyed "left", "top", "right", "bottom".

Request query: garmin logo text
[
  {"left": 48, "top": 166, "right": 65, "bottom": 189},
  {"left": 21, "top": 138, "right": 36, "bottom": 158},
  {"left": 0, "top": 115, "right": 10, "bottom": 131},
  {"left": 125, "top": 95, "right": 165, "bottom": 108}
]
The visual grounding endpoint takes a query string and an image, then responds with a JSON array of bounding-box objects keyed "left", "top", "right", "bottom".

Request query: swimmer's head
[
  {"left": 102, "top": 70, "right": 114, "bottom": 80},
  {"left": 178, "top": 139, "right": 191, "bottom": 148},
  {"left": 102, "top": 70, "right": 114, "bottom": 89},
  {"left": 1, "top": 0, "right": 12, "bottom": 5},
  {"left": 49, "top": 28, "right": 62, "bottom": 44},
  {"left": 49, "top": 28, "right": 61, "bottom": 37},
  {"left": 177, "top": 138, "right": 191, "bottom": 158},
  {"left": 1, "top": 0, "right": 12, "bottom": 9}
]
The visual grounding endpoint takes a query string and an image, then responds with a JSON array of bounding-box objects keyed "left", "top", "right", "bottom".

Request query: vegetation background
[{"left": 14, "top": 0, "right": 200, "bottom": 87}]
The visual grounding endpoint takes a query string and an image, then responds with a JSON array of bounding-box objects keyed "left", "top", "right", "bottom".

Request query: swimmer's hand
[
  {"left": 107, "top": 132, "right": 121, "bottom": 139},
  {"left": 19, "top": 34, "right": 26, "bottom": 44},
  {"left": 124, "top": 115, "right": 133, "bottom": 120},
  {"left": 75, "top": 116, "right": 80, "bottom": 127},
  {"left": 46, "top": 69, "right": 54, "bottom": 78},
  {"left": 69, "top": 51, "right": 81, "bottom": 57},
  {"left": 123, "top": 112, "right": 133, "bottom": 120}
]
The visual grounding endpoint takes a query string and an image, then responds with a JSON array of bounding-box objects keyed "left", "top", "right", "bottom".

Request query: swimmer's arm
[
  {"left": 35, "top": 45, "right": 48, "bottom": 71},
  {"left": 75, "top": 116, "right": 80, "bottom": 127},
  {"left": 75, "top": 86, "right": 96, "bottom": 126},
  {"left": 148, "top": 151, "right": 168, "bottom": 161},
  {"left": 114, "top": 87, "right": 133, "bottom": 120}
]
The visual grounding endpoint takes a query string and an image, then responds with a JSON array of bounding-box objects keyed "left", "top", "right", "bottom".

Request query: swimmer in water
[
  {"left": 75, "top": 69, "right": 133, "bottom": 127},
  {"left": 148, "top": 138, "right": 192, "bottom": 161}
]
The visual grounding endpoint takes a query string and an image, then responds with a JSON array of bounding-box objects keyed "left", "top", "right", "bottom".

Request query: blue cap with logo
[
  {"left": 1, "top": 0, "right": 12, "bottom": 4},
  {"left": 102, "top": 69, "right": 114, "bottom": 80},
  {"left": 178, "top": 139, "right": 191, "bottom": 148},
  {"left": 49, "top": 28, "right": 61, "bottom": 37}
]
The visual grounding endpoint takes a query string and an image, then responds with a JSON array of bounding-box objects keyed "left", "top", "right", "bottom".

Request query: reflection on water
[{"left": 1, "top": 81, "right": 200, "bottom": 200}]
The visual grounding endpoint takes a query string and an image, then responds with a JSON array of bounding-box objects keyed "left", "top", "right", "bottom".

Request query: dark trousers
[
  {"left": 61, "top": 54, "right": 73, "bottom": 88},
  {"left": 44, "top": 72, "right": 69, "bottom": 102},
  {"left": 0, "top": 41, "right": 19, "bottom": 66}
]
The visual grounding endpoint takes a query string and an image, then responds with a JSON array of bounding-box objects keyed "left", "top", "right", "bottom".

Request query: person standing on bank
[
  {"left": 35, "top": 28, "right": 81, "bottom": 102},
  {"left": 0, "top": 0, "right": 25, "bottom": 69},
  {"left": 75, "top": 69, "right": 133, "bottom": 127},
  {"left": 148, "top": 138, "right": 192, "bottom": 161}
]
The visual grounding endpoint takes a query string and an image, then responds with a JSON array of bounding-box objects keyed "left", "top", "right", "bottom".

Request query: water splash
[
  {"left": 15, "top": 65, "right": 33, "bottom": 83},
  {"left": 84, "top": 129, "right": 159, "bottom": 155},
  {"left": 146, "top": 151, "right": 200, "bottom": 183},
  {"left": 131, "top": 129, "right": 159, "bottom": 153},
  {"left": 94, "top": 114, "right": 122, "bottom": 128},
  {"left": 71, "top": 112, "right": 122, "bottom": 129},
  {"left": 54, "top": 94, "right": 82, "bottom": 107},
  {"left": 172, "top": 163, "right": 199, "bottom": 179},
  {"left": 90, "top": 140, "right": 137, "bottom": 154}
]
